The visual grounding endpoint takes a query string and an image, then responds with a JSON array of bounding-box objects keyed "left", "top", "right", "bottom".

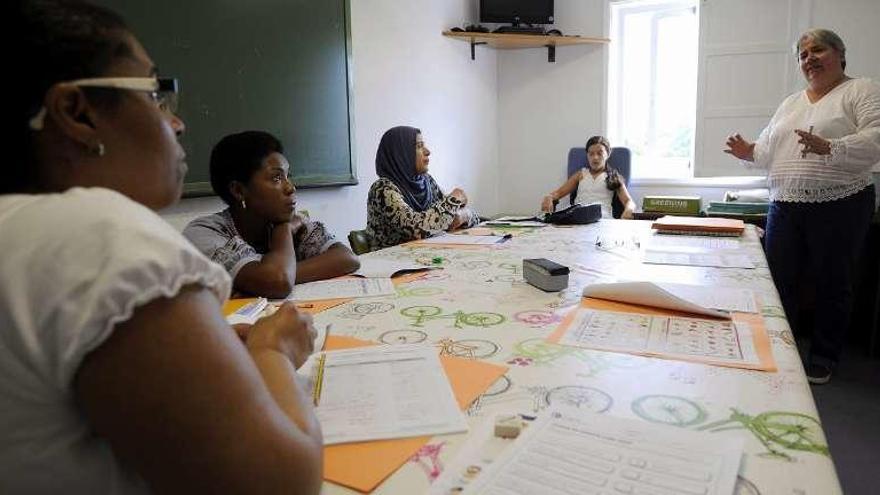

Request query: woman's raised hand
[
  {"left": 723, "top": 133, "right": 756, "bottom": 161},
  {"left": 449, "top": 188, "right": 468, "bottom": 205},
  {"left": 246, "top": 303, "right": 316, "bottom": 368},
  {"left": 794, "top": 128, "right": 832, "bottom": 156}
]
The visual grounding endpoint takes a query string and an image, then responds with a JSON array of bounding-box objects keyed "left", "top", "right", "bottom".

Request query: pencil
[
  {"left": 312, "top": 353, "right": 327, "bottom": 406},
  {"left": 296, "top": 303, "right": 315, "bottom": 309}
]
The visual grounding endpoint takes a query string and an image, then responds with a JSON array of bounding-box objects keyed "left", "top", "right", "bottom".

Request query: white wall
[
  {"left": 496, "top": 0, "right": 609, "bottom": 215},
  {"left": 162, "top": 0, "right": 499, "bottom": 234},
  {"left": 813, "top": 0, "right": 880, "bottom": 81}
]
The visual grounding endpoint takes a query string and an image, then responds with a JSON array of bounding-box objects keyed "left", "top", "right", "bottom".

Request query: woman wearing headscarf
[
  {"left": 366, "top": 126, "right": 479, "bottom": 249},
  {"left": 724, "top": 28, "right": 880, "bottom": 384}
]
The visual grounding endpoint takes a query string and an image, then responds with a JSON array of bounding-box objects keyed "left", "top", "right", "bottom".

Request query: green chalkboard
[{"left": 99, "top": 0, "right": 356, "bottom": 195}]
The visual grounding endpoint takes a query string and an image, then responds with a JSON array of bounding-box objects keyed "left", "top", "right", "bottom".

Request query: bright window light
[{"left": 608, "top": 0, "right": 698, "bottom": 179}]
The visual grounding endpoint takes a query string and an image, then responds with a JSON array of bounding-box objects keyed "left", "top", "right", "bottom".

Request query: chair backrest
[
  {"left": 347, "top": 229, "right": 372, "bottom": 255},
  {"left": 566, "top": 146, "right": 631, "bottom": 218}
]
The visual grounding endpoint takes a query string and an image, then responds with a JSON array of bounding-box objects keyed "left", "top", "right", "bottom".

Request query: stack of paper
[
  {"left": 463, "top": 407, "right": 743, "bottom": 495},
  {"left": 482, "top": 219, "right": 547, "bottom": 228},
  {"left": 224, "top": 297, "right": 268, "bottom": 325},
  {"left": 547, "top": 297, "right": 776, "bottom": 371},
  {"left": 287, "top": 278, "right": 395, "bottom": 301},
  {"left": 311, "top": 345, "right": 468, "bottom": 445},
  {"left": 316, "top": 336, "right": 508, "bottom": 493},
  {"left": 417, "top": 234, "right": 511, "bottom": 245}
]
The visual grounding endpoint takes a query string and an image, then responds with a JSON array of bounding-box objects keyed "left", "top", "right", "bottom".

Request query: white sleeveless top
[
  {"left": 574, "top": 169, "right": 614, "bottom": 218},
  {"left": 0, "top": 187, "right": 231, "bottom": 494}
]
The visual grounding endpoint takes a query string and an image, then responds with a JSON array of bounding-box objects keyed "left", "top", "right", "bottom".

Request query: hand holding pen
[
  {"left": 246, "top": 302, "right": 316, "bottom": 369},
  {"left": 795, "top": 126, "right": 832, "bottom": 158}
]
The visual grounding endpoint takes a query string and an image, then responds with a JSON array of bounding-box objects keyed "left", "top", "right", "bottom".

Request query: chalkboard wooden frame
[{"left": 102, "top": 0, "right": 357, "bottom": 197}]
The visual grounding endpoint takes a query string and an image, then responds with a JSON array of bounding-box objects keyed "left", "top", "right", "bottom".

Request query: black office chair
[{"left": 565, "top": 146, "right": 631, "bottom": 219}]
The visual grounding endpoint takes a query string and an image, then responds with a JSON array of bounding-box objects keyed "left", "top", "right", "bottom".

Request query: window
[{"left": 608, "top": 0, "right": 698, "bottom": 179}]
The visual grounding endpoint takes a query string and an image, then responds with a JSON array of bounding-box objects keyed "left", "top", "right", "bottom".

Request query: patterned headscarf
[{"left": 375, "top": 126, "right": 434, "bottom": 211}]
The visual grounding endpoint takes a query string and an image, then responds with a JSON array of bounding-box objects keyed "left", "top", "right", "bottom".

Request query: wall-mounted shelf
[{"left": 443, "top": 31, "right": 609, "bottom": 62}]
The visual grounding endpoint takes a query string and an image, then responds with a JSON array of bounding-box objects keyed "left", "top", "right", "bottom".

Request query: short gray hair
[{"left": 795, "top": 28, "right": 846, "bottom": 70}]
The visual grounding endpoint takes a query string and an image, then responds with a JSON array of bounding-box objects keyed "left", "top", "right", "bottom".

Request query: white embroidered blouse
[{"left": 749, "top": 77, "right": 880, "bottom": 203}]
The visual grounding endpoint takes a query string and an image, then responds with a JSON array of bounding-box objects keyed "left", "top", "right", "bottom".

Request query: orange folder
[
  {"left": 547, "top": 297, "right": 776, "bottom": 372},
  {"left": 321, "top": 335, "right": 508, "bottom": 492}
]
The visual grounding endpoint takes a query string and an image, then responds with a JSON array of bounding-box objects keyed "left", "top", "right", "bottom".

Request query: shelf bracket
[
  {"left": 470, "top": 40, "right": 487, "bottom": 60},
  {"left": 546, "top": 44, "right": 556, "bottom": 63}
]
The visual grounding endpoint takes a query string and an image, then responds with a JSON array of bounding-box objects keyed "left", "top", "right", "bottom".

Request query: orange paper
[
  {"left": 222, "top": 298, "right": 258, "bottom": 316},
  {"left": 321, "top": 336, "right": 508, "bottom": 492},
  {"left": 547, "top": 298, "right": 776, "bottom": 372},
  {"left": 221, "top": 273, "right": 426, "bottom": 318}
]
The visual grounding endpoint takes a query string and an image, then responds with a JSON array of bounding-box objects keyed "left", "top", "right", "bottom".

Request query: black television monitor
[{"left": 480, "top": 0, "right": 554, "bottom": 25}]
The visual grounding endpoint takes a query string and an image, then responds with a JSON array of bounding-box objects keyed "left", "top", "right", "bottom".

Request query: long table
[{"left": 314, "top": 219, "right": 840, "bottom": 494}]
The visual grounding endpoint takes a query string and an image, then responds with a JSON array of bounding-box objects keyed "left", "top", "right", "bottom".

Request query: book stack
[
  {"left": 642, "top": 195, "right": 702, "bottom": 215},
  {"left": 651, "top": 215, "right": 745, "bottom": 237}
]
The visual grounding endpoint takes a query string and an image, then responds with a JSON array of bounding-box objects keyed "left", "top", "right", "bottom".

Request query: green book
[
  {"left": 642, "top": 196, "right": 702, "bottom": 215},
  {"left": 706, "top": 201, "right": 769, "bottom": 215}
]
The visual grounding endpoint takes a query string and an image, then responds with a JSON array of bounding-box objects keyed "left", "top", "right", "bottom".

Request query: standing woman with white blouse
[{"left": 724, "top": 28, "right": 880, "bottom": 384}]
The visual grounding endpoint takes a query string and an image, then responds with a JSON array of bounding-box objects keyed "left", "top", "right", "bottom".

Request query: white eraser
[{"left": 494, "top": 414, "right": 523, "bottom": 439}]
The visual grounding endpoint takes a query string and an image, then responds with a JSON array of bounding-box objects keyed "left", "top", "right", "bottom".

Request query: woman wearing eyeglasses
[
  {"left": 184, "top": 131, "right": 360, "bottom": 298},
  {"left": 2, "top": 1, "right": 322, "bottom": 493}
]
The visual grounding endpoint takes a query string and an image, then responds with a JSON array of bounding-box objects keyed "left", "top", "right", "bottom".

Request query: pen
[
  {"left": 312, "top": 353, "right": 326, "bottom": 406},
  {"left": 801, "top": 125, "right": 813, "bottom": 159}
]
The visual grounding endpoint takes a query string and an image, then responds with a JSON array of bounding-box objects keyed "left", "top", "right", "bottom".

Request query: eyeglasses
[{"left": 28, "top": 77, "right": 179, "bottom": 131}]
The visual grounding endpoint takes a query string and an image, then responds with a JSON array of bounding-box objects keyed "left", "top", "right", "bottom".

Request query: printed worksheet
[
  {"left": 584, "top": 281, "right": 757, "bottom": 315},
  {"left": 557, "top": 308, "right": 761, "bottom": 365},
  {"left": 482, "top": 220, "right": 547, "bottom": 228},
  {"left": 656, "top": 282, "right": 757, "bottom": 313},
  {"left": 644, "top": 234, "right": 742, "bottom": 251},
  {"left": 287, "top": 278, "right": 395, "bottom": 301},
  {"left": 353, "top": 258, "right": 436, "bottom": 278},
  {"left": 463, "top": 407, "right": 743, "bottom": 495},
  {"left": 643, "top": 249, "right": 755, "bottom": 269},
  {"left": 313, "top": 345, "right": 467, "bottom": 445},
  {"left": 418, "top": 234, "right": 510, "bottom": 245}
]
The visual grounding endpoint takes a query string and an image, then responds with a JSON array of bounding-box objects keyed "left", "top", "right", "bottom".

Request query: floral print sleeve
[
  {"left": 294, "top": 220, "right": 340, "bottom": 261},
  {"left": 366, "top": 176, "right": 469, "bottom": 249},
  {"left": 429, "top": 178, "right": 480, "bottom": 229}
]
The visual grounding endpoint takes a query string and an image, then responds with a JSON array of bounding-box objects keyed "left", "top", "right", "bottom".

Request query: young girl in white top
[
  {"left": 2, "top": 1, "right": 322, "bottom": 492},
  {"left": 541, "top": 136, "right": 637, "bottom": 219}
]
